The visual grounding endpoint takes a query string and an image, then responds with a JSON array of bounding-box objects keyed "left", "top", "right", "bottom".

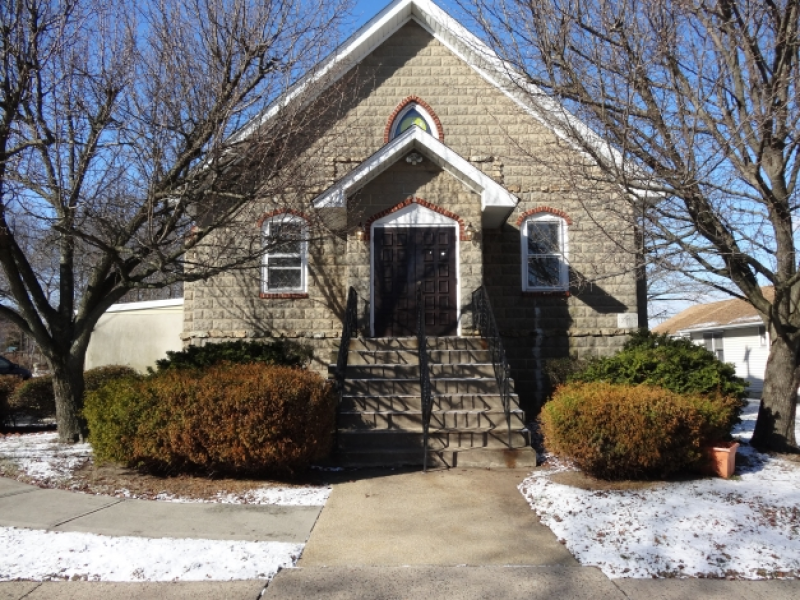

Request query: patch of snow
[
  {"left": 0, "top": 432, "right": 91, "bottom": 484},
  {"left": 0, "top": 527, "right": 300, "bottom": 582},
  {"left": 520, "top": 401, "right": 800, "bottom": 579},
  {"left": 0, "top": 433, "right": 330, "bottom": 506},
  {"left": 110, "top": 486, "right": 331, "bottom": 506}
]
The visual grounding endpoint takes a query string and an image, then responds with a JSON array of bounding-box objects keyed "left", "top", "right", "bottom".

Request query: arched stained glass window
[
  {"left": 394, "top": 108, "right": 430, "bottom": 137},
  {"left": 390, "top": 103, "right": 437, "bottom": 140}
]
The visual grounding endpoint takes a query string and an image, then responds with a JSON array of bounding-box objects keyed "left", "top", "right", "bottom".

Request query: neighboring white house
[
  {"left": 85, "top": 298, "right": 184, "bottom": 372},
  {"left": 653, "top": 290, "right": 772, "bottom": 398}
]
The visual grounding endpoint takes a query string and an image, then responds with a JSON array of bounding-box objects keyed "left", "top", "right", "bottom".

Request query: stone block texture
[{"left": 185, "top": 22, "right": 641, "bottom": 410}]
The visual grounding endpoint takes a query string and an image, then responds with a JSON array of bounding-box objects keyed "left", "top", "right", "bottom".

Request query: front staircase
[{"left": 328, "top": 336, "right": 538, "bottom": 468}]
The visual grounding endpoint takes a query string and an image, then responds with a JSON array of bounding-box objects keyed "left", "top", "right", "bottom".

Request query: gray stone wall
[{"left": 184, "top": 21, "right": 641, "bottom": 406}]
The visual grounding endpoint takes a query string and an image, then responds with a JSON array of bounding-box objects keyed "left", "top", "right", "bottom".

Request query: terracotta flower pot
[{"left": 702, "top": 441, "right": 739, "bottom": 479}]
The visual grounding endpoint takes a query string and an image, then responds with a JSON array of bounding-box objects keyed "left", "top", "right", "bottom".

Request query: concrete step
[
  {"left": 343, "top": 378, "right": 505, "bottom": 395},
  {"left": 336, "top": 429, "right": 531, "bottom": 451},
  {"left": 428, "top": 349, "right": 492, "bottom": 363},
  {"left": 330, "top": 349, "right": 493, "bottom": 365},
  {"left": 340, "top": 393, "right": 518, "bottom": 412},
  {"left": 338, "top": 337, "right": 487, "bottom": 352},
  {"left": 332, "top": 447, "right": 538, "bottom": 468},
  {"left": 339, "top": 409, "right": 526, "bottom": 431},
  {"left": 337, "top": 350, "right": 420, "bottom": 366},
  {"left": 335, "top": 364, "right": 496, "bottom": 379},
  {"left": 343, "top": 338, "right": 418, "bottom": 351}
]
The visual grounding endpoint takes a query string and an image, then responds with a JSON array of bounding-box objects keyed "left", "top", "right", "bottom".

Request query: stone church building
[{"left": 180, "top": 0, "right": 645, "bottom": 466}]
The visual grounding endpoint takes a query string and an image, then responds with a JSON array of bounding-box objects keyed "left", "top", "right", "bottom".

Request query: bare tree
[
  {"left": 0, "top": 0, "right": 353, "bottom": 441},
  {"left": 463, "top": 0, "right": 800, "bottom": 451}
]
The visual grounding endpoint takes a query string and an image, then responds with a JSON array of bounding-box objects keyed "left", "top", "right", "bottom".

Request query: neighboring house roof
[
  {"left": 230, "top": 0, "right": 621, "bottom": 168},
  {"left": 653, "top": 288, "right": 773, "bottom": 335},
  {"left": 312, "top": 126, "right": 518, "bottom": 227}
]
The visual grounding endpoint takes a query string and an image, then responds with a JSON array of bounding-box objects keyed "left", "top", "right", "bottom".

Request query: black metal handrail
[
  {"left": 472, "top": 286, "right": 512, "bottom": 447},
  {"left": 334, "top": 287, "right": 359, "bottom": 445},
  {"left": 416, "top": 286, "right": 433, "bottom": 471}
]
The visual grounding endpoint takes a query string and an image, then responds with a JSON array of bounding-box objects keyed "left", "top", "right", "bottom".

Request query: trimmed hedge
[
  {"left": 84, "top": 363, "right": 336, "bottom": 476},
  {"left": 0, "top": 375, "right": 23, "bottom": 425},
  {"left": 6, "top": 365, "right": 138, "bottom": 423},
  {"left": 9, "top": 376, "right": 56, "bottom": 421},
  {"left": 540, "top": 382, "right": 743, "bottom": 480},
  {"left": 570, "top": 330, "right": 748, "bottom": 400},
  {"left": 153, "top": 340, "right": 314, "bottom": 372}
]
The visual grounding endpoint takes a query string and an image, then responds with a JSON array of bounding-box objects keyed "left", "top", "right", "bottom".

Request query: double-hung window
[
  {"left": 262, "top": 215, "right": 307, "bottom": 293},
  {"left": 521, "top": 214, "right": 569, "bottom": 291}
]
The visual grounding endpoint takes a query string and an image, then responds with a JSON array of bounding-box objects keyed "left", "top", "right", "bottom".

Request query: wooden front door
[{"left": 373, "top": 226, "right": 457, "bottom": 337}]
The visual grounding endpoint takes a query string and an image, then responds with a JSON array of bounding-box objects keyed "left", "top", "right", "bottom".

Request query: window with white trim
[
  {"left": 520, "top": 214, "right": 569, "bottom": 291},
  {"left": 391, "top": 103, "right": 437, "bottom": 139},
  {"left": 703, "top": 331, "right": 724, "bottom": 362},
  {"left": 262, "top": 215, "right": 307, "bottom": 293}
]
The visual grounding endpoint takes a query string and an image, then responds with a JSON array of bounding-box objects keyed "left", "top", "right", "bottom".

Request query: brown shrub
[
  {"left": 0, "top": 375, "right": 24, "bottom": 425},
  {"left": 84, "top": 363, "right": 336, "bottom": 476},
  {"left": 8, "top": 376, "right": 55, "bottom": 421},
  {"left": 540, "top": 381, "right": 742, "bottom": 480}
]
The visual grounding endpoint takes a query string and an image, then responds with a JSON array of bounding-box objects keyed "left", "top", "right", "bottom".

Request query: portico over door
[{"left": 373, "top": 226, "right": 457, "bottom": 337}]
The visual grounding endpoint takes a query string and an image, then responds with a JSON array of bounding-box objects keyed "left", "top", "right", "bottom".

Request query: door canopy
[{"left": 311, "top": 127, "right": 518, "bottom": 228}]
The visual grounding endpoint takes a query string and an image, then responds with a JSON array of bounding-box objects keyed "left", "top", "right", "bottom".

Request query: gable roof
[
  {"left": 653, "top": 288, "right": 773, "bottom": 335},
  {"left": 230, "top": 0, "right": 619, "bottom": 166},
  {"left": 311, "top": 126, "right": 518, "bottom": 228}
]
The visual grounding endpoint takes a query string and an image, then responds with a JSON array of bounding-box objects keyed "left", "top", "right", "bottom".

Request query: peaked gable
[
  {"left": 312, "top": 126, "right": 517, "bottom": 228},
  {"left": 231, "top": 0, "right": 618, "bottom": 166}
]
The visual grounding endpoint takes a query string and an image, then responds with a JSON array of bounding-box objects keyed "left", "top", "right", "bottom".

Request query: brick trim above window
[
  {"left": 256, "top": 208, "right": 310, "bottom": 228},
  {"left": 384, "top": 96, "right": 444, "bottom": 144},
  {"left": 516, "top": 206, "right": 573, "bottom": 226},
  {"left": 363, "top": 197, "right": 467, "bottom": 240},
  {"left": 259, "top": 292, "right": 309, "bottom": 299}
]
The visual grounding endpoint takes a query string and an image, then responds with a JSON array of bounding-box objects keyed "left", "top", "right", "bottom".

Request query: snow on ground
[
  {"left": 0, "top": 527, "right": 301, "bottom": 582},
  {"left": 520, "top": 401, "right": 800, "bottom": 579},
  {"left": 0, "top": 432, "right": 91, "bottom": 484},
  {"left": 0, "top": 432, "right": 330, "bottom": 506}
]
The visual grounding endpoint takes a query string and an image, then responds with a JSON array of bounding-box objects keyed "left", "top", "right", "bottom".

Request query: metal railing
[
  {"left": 334, "top": 287, "right": 359, "bottom": 445},
  {"left": 472, "top": 286, "right": 512, "bottom": 447},
  {"left": 416, "top": 285, "right": 433, "bottom": 471}
]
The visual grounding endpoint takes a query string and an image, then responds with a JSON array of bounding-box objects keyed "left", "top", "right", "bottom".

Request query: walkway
[{"left": 1, "top": 470, "right": 799, "bottom": 599}]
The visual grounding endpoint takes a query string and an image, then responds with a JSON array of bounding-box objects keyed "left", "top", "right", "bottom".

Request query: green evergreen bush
[
  {"left": 570, "top": 330, "right": 748, "bottom": 400},
  {"left": 152, "top": 340, "right": 314, "bottom": 372},
  {"left": 84, "top": 363, "right": 336, "bottom": 476},
  {"left": 84, "top": 365, "right": 138, "bottom": 392},
  {"left": 540, "top": 381, "right": 743, "bottom": 480}
]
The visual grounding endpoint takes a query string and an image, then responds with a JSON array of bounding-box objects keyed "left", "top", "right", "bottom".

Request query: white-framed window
[
  {"left": 391, "top": 103, "right": 438, "bottom": 140},
  {"left": 759, "top": 325, "right": 767, "bottom": 346},
  {"left": 520, "top": 214, "right": 569, "bottom": 291},
  {"left": 703, "top": 331, "right": 724, "bottom": 362},
  {"left": 262, "top": 214, "right": 307, "bottom": 293}
]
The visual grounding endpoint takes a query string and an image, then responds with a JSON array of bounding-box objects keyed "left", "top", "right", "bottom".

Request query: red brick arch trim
[
  {"left": 515, "top": 207, "right": 573, "bottom": 227},
  {"left": 363, "top": 197, "right": 467, "bottom": 241},
  {"left": 256, "top": 208, "right": 309, "bottom": 228},
  {"left": 384, "top": 96, "right": 444, "bottom": 144}
]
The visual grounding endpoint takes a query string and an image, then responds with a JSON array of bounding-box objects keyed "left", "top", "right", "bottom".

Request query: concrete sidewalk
[
  {"left": 264, "top": 566, "right": 800, "bottom": 600},
  {"left": 0, "top": 477, "right": 319, "bottom": 542}
]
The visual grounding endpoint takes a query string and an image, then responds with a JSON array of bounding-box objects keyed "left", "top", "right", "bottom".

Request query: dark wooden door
[{"left": 373, "top": 227, "right": 457, "bottom": 337}]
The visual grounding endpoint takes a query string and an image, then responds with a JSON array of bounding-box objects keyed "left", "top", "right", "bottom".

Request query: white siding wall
[
  {"left": 85, "top": 300, "right": 184, "bottom": 373},
  {"left": 689, "top": 326, "right": 769, "bottom": 398}
]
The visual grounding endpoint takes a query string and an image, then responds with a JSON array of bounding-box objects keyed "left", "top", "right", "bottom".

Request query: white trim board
[
  {"left": 312, "top": 127, "right": 517, "bottom": 228},
  {"left": 105, "top": 298, "right": 184, "bottom": 313}
]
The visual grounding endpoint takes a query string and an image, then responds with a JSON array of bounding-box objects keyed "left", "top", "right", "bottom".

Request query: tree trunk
[
  {"left": 751, "top": 333, "right": 799, "bottom": 452},
  {"left": 51, "top": 357, "right": 87, "bottom": 443}
]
